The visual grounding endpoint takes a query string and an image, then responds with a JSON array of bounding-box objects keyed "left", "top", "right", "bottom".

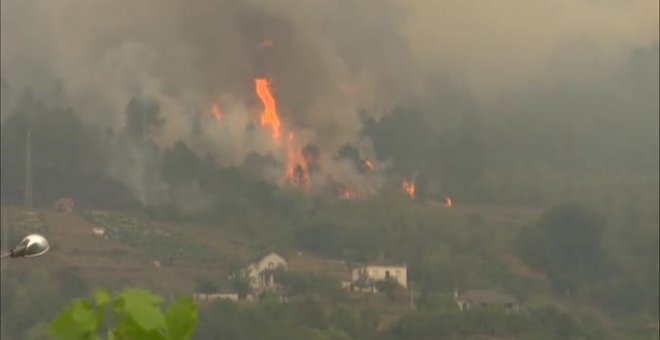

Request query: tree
[
  {"left": 124, "top": 97, "right": 163, "bottom": 140},
  {"left": 374, "top": 278, "right": 401, "bottom": 301},
  {"left": 195, "top": 278, "right": 220, "bottom": 294},
  {"left": 161, "top": 141, "right": 203, "bottom": 185},
  {"left": 517, "top": 204, "right": 607, "bottom": 292},
  {"left": 228, "top": 265, "right": 252, "bottom": 299},
  {"left": 49, "top": 288, "right": 198, "bottom": 340}
]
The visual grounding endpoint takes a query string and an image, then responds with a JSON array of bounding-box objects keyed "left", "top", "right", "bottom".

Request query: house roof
[
  {"left": 361, "top": 259, "right": 406, "bottom": 267},
  {"left": 248, "top": 251, "right": 286, "bottom": 265},
  {"left": 457, "top": 289, "right": 518, "bottom": 305}
]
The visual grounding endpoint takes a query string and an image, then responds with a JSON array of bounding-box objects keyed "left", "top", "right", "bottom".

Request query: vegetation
[
  {"left": 517, "top": 204, "right": 608, "bottom": 293},
  {"left": 1, "top": 209, "right": 47, "bottom": 246},
  {"left": 49, "top": 288, "right": 198, "bottom": 340},
  {"left": 77, "top": 210, "right": 216, "bottom": 263}
]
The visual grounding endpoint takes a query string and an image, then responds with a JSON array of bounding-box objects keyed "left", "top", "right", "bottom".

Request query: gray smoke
[{"left": 1, "top": 0, "right": 657, "bottom": 203}]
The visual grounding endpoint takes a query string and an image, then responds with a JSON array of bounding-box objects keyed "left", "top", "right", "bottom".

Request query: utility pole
[
  {"left": 409, "top": 283, "right": 415, "bottom": 310},
  {"left": 24, "top": 128, "right": 33, "bottom": 208}
]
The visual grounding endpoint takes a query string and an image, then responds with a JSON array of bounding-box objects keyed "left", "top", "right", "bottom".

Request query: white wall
[{"left": 352, "top": 265, "right": 407, "bottom": 288}]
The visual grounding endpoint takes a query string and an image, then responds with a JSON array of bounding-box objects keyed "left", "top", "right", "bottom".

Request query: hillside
[{"left": 2, "top": 202, "right": 657, "bottom": 340}]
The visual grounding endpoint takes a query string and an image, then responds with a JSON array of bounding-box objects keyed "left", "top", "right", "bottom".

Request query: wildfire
[
  {"left": 253, "top": 78, "right": 309, "bottom": 188},
  {"left": 207, "top": 104, "right": 223, "bottom": 121},
  {"left": 286, "top": 133, "right": 311, "bottom": 188},
  {"left": 259, "top": 39, "right": 274, "bottom": 48},
  {"left": 255, "top": 78, "right": 282, "bottom": 140},
  {"left": 402, "top": 178, "right": 416, "bottom": 198},
  {"left": 340, "top": 187, "right": 355, "bottom": 200},
  {"left": 336, "top": 183, "right": 360, "bottom": 200},
  {"left": 364, "top": 159, "right": 374, "bottom": 170},
  {"left": 445, "top": 197, "right": 453, "bottom": 208}
]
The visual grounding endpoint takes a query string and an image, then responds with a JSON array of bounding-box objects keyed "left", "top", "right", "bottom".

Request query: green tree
[
  {"left": 517, "top": 204, "right": 607, "bottom": 292},
  {"left": 194, "top": 278, "right": 219, "bottom": 294},
  {"left": 49, "top": 288, "right": 198, "bottom": 340},
  {"left": 228, "top": 265, "right": 252, "bottom": 299}
]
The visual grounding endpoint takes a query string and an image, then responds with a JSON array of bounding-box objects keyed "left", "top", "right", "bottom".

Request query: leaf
[
  {"left": 72, "top": 300, "right": 97, "bottom": 324},
  {"left": 93, "top": 289, "right": 110, "bottom": 327},
  {"left": 94, "top": 289, "right": 111, "bottom": 308},
  {"left": 115, "top": 318, "right": 167, "bottom": 340},
  {"left": 119, "top": 289, "right": 164, "bottom": 306},
  {"left": 117, "top": 289, "right": 167, "bottom": 332},
  {"left": 51, "top": 288, "right": 196, "bottom": 340},
  {"left": 49, "top": 299, "right": 98, "bottom": 340},
  {"left": 165, "top": 296, "right": 199, "bottom": 340}
]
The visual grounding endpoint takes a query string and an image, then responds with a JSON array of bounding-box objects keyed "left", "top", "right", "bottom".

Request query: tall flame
[
  {"left": 402, "top": 178, "right": 416, "bottom": 198},
  {"left": 255, "top": 78, "right": 281, "bottom": 140},
  {"left": 254, "top": 78, "right": 310, "bottom": 188}
]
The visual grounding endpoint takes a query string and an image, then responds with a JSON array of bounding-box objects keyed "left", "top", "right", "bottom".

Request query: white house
[
  {"left": 351, "top": 261, "right": 407, "bottom": 290},
  {"left": 246, "top": 252, "right": 287, "bottom": 291}
]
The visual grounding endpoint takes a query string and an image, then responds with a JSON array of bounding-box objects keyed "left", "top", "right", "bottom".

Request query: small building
[
  {"left": 92, "top": 226, "right": 106, "bottom": 236},
  {"left": 455, "top": 289, "right": 519, "bottom": 312},
  {"left": 193, "top": 293, "right": 239, "bottom": 302},
  {"left": 351, "top": 261, "right": 407, "bottom": 290},
  {"left": 246, "top": 252, "right": 287, "bottom": 292}
]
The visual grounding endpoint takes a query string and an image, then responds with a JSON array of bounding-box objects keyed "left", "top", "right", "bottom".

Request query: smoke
[
  {"left": 404, "top": 0, "right": 659, "bottom": 99},
  {"left": 1, "top": 0, "right": 658, "bottom": 204}
]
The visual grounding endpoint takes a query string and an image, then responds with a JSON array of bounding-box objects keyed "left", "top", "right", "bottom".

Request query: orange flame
[
  {"left": 445, "top": 197, "right": 453, "bottom": 208},
  {"left": 341, "top": 187, "right": 355, "bottom": 200},
  {"left": 337, "top": 183, "right": 359, "bottom": 200},
  {"left": 254, "top": 78, "right": 311, "bottom": 189},
  {"left": 364, "top": 159, "right": 374, "bottom": 170},
  {"left": 402, "top": 178, "right": 416, "bottom": 198},
  {"left": 208, "top": 104, "right": 223, "bottom": 121},
  {"left": 259, "top": 39, "right": 274, "bottom": 48},
  {"left": 255, "top": 78, "right": 281, "bottom": 140}
]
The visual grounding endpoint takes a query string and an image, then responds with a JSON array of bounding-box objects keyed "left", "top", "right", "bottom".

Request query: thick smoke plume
[{"left": 1, "top": 0, "right": 658, "bottom": 204}]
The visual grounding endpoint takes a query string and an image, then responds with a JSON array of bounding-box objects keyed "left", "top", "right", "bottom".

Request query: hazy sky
[{"left": 404, "top": 0, "right": 658, "bottom": 96}]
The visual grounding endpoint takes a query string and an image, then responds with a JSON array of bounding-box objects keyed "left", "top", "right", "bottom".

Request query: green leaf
[
  {"left": 119, "top": 289, "right": 164, "bottom": 306},
  {"left": 117, "top": 289, "right": 167, "bottom": 332},
  {"left": 165, "top": 296, "right": 199, "bottom": 340},
  {"left": 93, "top": 289, "right": 111, "bottom": 328},
  {"left": 72, "top": 300, "right": 97, "bottom": 324},
  {"left": 94, "top": 289, "right": 111, "bottom": 308},
  {"left": 50, "top": 288, "right": 197, "bottom": 340},
  {"left": 115, "top": 318, "right": 167, "bottom": 340},
  {"left": 49, "top": 299, "right": 98, "bottom": 340}
]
